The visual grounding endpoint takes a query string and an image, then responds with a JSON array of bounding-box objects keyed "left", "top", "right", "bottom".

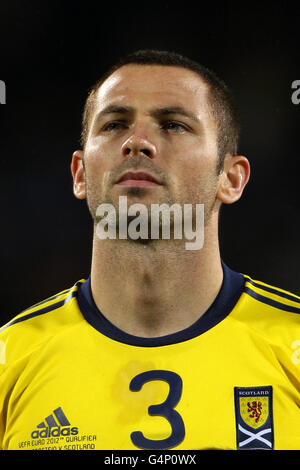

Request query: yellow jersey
[{"left": 0, "top": 262, "right": 300, "bottom": 450}]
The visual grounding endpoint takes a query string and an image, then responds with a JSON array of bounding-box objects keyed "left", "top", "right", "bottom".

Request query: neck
[{"left": 90, "top": 219, "right": 223, "bottom": 338}]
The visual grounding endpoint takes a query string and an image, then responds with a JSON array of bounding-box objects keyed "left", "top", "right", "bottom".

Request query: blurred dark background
[{"left": 0, "top": 1, "right": 299, "bottom": 324}]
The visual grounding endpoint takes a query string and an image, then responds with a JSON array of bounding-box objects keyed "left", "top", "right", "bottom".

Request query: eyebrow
[
  {"left": 94, "top": 105, "right": 134, "bottom": 121},
  {"left": 93, "top": 104, "right": 200, "bottom": 124},
  {"left": 150, "top": 106, "right": 200, "bottom": 124}
]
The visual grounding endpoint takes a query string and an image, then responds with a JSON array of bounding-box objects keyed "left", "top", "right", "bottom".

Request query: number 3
[{"left": 129, "top": 370, "right": 185, "bottom": 449}]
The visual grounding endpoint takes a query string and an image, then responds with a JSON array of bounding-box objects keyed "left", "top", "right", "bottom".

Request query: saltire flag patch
[{"left": 234, "top": 386, "right": 274, "bottom": 450}]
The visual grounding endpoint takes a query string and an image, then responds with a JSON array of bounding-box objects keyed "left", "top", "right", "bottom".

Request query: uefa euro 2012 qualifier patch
[{"left": 234, "top": 386, "right": 274, "bottom": 450}]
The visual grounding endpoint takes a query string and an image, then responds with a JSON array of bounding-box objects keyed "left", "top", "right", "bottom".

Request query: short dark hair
[{"left": 81, "top": 49, "right": 240, "bottom": 171}]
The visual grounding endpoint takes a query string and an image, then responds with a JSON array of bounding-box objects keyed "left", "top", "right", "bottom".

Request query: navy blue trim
[
  {"left": 20, "top": 288, "right": 71, "bottom": 313},
  {"left": 245, "top": 287, "right": 300, "bottom": 314},
  {"left": 245, "top": 278, "right": 300, "bottom": 304},
  {"left": 77, "top": 262, "right": 245, "bottom": 347},
  {"left": 0, "top": 286, "right": 80, "bottom": 333}
]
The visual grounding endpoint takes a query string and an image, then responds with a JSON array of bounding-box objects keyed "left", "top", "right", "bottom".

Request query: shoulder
[
  {"left": 231, "top": 272, "right": 300, "bottom": 343},
  {"left": 0, "top": 280, "right": 85, "bottom": 367},
  {"left": 242, "top": 274, "right": 300, "bottom": 315}
]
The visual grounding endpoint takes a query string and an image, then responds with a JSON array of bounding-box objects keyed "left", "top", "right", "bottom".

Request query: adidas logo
[{"left": 31, "top": 407, "right": 78, "bottom": 438}]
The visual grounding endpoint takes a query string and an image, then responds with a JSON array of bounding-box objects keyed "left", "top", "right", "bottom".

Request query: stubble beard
[{"left": 85, "top": 170, "right": 220, "bottom": 245}]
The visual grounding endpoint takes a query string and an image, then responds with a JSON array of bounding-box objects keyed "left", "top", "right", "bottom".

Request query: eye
[
  {"left": 102, "top": 121, "right": 127, "bottom": 132},
  {"left": 161, "top": 121, "right": 188, "bottom": 133}
]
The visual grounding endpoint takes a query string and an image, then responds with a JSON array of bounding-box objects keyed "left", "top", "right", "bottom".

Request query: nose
[{"left": 121, "top": 129, "right": 157, "bottom": 159}]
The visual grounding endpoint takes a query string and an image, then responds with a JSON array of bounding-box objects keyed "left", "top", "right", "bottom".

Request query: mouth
[{"left": 116, "top": 171, "right": 163, "bottom": 187}]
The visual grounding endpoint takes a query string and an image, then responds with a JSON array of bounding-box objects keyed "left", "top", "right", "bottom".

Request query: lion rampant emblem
[{"left": 247, "top": 400, "right": 262, "bottom": 423}]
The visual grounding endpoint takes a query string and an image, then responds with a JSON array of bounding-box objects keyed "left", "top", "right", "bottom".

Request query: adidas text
[{"left": 31, "top": 426, "right": 78, "bottom": 439}]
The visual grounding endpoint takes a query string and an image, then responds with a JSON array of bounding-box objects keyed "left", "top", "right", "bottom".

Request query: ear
[
  {"left": 71, "top": 150, "right": 86, "bottom": 200},
  {"left": 217, "top": 154, "right": 250, "bottom": 204}
]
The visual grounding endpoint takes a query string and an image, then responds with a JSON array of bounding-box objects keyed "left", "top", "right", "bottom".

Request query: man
[{"left": 0, "top": 50, "right": 300, "bottom": 451}]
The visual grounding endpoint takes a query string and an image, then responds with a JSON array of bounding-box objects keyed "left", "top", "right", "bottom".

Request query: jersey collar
[{"left": 77, "top": 261, "right": 245, "bottom": 347}]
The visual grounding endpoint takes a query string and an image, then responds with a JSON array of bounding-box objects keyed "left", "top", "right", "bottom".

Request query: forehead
[{"left": 93, "top": 65, "right": 211, "bottom": 116}]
